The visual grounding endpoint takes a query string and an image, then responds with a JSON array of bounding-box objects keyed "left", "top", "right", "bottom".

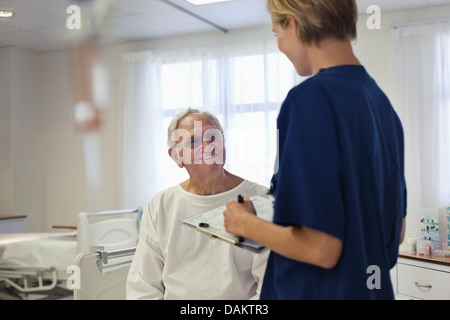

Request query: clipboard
[{"left": 182, "top": 194, "right": 274, "bottom": 253}]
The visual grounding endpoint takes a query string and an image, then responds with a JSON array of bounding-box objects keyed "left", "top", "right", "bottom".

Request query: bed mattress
[{"left": 0, "top": 232, "right": 77, "bottom": 271}]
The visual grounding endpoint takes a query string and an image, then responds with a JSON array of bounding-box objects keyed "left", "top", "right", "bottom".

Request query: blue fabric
[{"left": 260, "top": 65, "right": 406, "bottom": 300}]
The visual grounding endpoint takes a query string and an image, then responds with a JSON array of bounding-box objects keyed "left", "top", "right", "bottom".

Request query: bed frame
[
  {"left": 0, "top": 208, "right": 141, "bottom": 300},
  {"left": 72, "top": 247, "right": 136, "bottom": 300}
]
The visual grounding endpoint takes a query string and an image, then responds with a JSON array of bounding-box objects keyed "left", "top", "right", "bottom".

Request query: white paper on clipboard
[{"left": 182, "top": 194, "right": 274, "bottom": 253}]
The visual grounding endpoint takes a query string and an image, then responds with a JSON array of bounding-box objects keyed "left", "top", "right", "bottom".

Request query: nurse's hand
[{"left": 223, "top": 197, "right": 257, "bottom": 237}]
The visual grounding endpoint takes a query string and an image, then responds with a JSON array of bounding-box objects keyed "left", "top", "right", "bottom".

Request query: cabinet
[
  {"left": 395, "top": 252, "right": 450, "bottom": 300},
  {"left": 0, "top": 215, "right": 27, "bottom": 233}
]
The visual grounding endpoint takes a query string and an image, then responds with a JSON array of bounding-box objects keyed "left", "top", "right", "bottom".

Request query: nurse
[{"left": 223, "top": 0, "right": 407, "bottom": 300}]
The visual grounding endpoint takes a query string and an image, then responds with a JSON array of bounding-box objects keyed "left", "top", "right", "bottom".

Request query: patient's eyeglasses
[{"left": 174, "top": 130, "right": 223, "bottom": 150}]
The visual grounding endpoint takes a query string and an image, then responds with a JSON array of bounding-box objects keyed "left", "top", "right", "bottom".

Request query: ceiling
[{"left": 0, "top": 0, "right": 449, "bottom": 52}]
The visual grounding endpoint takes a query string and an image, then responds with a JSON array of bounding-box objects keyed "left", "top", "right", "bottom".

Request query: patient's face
[{"left": 171, "top": 113, "right": 226, "bottom": 173}]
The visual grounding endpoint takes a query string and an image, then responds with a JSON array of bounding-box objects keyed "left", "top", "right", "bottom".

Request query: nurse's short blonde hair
[
  {"left": 167, "top": 108, "right": 224, "bottom": 148},
  {"left": 266, "top": 0, "right": 358, "bottom": 45}
]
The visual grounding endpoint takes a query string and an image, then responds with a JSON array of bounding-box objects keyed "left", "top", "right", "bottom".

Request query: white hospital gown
[{"left": 126, "top": 180, "right": 269, "bottom": 300}]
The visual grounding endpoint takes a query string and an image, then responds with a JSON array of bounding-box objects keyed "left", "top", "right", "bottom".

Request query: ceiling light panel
[
  {"left": 185, "top": 0, "right": 234, "bottom": 5},
  {"left": 0, "top": 10, "right": 14, "bottom": 18}
]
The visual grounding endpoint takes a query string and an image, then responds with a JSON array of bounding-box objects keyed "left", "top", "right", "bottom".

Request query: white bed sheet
[{"left": 0, "top": 232, "right": 77, "bottom": 271}]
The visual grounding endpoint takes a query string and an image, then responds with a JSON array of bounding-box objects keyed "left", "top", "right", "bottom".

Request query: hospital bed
[{"left": 0, "top": 208, "right": 140, "bottom": 300}]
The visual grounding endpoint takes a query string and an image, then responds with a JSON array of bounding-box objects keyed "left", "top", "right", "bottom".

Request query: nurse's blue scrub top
[{"left": 260, "top": 65, "right": 407, "bottom": 300}]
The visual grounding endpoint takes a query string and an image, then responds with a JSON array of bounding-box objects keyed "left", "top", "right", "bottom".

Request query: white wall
[
  {"left": 38, "top": 50, "right": 123, "bottom": 229},
  {"left": 0, "top": 48, "right": 13, "bottom": 218},
  {"left": 39, "top": 51, "right": 88, "bottom": 230},
  {"left": 1, "top": 5, "right": 450, "bottom": 234},
  {"left": 0, "top": 47, "right": 43, "bottom": 231},
  {"left": 11, "top": 48, "right": 42, "bottom": 231}
]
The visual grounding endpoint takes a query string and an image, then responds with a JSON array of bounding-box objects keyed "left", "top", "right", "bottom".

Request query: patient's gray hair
[{"left": 167, "top": 108, "right": 224, "bottom": 148}]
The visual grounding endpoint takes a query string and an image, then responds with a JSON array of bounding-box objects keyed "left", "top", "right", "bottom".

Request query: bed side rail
[
  {"left": 93, "top": 246, "right": 136, "bottom": 273},
  {"left": 84, "top": 208, "right": 142, "bottom": 218}
]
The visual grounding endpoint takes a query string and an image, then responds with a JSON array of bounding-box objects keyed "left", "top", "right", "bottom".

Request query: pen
[
  {"left": 236, "top": 194, "right": 245, "bottom": 242},
  {"left": 197, "top": 222, "right": 238, "bottom": 245}
]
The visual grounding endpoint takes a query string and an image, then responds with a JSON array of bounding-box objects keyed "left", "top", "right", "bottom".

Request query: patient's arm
[
  {"left": 126, "top": 206, "right": 165, "bottom": 300},
  {"left": 249, "top": 249, "right": 270, "bottom": 299}
]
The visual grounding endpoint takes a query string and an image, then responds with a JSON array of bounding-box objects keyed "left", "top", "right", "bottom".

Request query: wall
[
  {"left": 11, "top": 48, "right": 42, "bottom": 231},
  {"left": 39, "top": 50, "right": 123, "bottom": 229},
  {"left": 0, "top": 48, "right": 13, "bottom": 218},
  {"left": 0, "top": 47, "right": 42, "bottom": 231},
  {"left": 1, "top": 5, "right": 450, "bottom": 235},
  {"left": 39, "top": 51, "right": 89, "bottom": 229}
]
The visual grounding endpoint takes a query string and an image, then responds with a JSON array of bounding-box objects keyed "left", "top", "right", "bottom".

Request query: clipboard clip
[{"left": 197, "top": 223, "right": 243, "bottom": 244}]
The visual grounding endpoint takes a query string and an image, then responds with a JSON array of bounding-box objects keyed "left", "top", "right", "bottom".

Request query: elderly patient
[{"left": 126, "top": 108, "right": 269, "bottom": 300}]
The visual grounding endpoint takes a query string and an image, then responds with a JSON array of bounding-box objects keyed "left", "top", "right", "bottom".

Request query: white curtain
[
  {"left": 119, "top": 51, "right": 165, "bottom": 209},
  {"left": 389, "top": 22, "right": 450, "bottom": 238},
  {"left": 119, "top": 40, "right": 302, "bottom": 208}
]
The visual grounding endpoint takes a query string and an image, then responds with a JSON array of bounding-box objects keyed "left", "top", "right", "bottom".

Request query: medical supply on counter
[
  {"left": 407, "top": 238, "right": 417, "bottom": 253},
  {"left": 433, "top": 250, "right": 450, "bottom": 257},
  {"left": 418, "top": 240, "right": 431, "bottom": 256}
]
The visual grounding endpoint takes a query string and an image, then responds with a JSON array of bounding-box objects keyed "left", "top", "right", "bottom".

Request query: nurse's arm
[
  {"left": 246, "top": 218, "right": 342, "bottom": 269},
  {"left": 223, "top": 200, "right": 342, "bottom": 269},
  {"left": 400, "top": 218, "right": 406, "bottom": 244}
]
